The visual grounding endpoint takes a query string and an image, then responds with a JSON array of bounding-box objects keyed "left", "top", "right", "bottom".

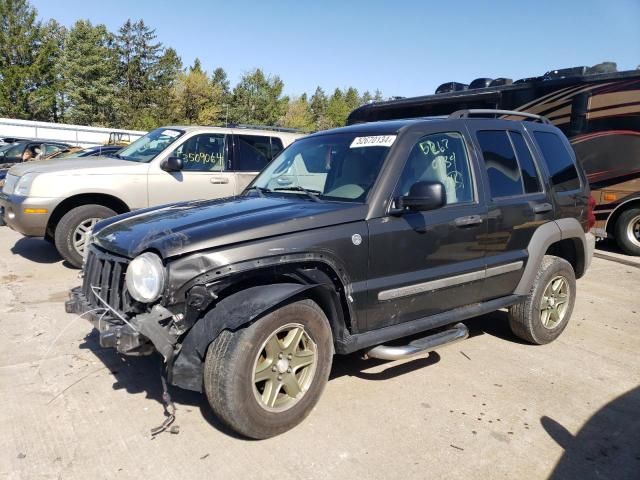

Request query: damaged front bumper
[{"left": 65, "top": 287, "right": 179, "bottom": 361}]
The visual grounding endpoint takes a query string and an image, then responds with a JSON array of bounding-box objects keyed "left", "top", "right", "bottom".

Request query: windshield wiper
[
  {"left": 245, "top": 186, "right": 272, "bottom": 197},
  {"left": 273, "top": 186, "right": 322, "bottom": 202}
]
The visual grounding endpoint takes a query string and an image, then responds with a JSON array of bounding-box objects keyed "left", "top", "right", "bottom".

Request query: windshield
[
  {"left": 115, "top": 128, "right": 184, "bottom": 162},
  {"left": 251, "top": 132, "right": 394, "bottom": 202}
]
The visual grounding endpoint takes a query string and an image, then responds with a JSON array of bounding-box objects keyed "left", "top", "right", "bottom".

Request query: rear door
[
  {"left": 526, "top": 126, "right": 586, "bottom": 223},
  {"left": 230, "top": 134, "right": 283, "bottom": 194},
  {"left": 366, "top": 129, "right": 488, "bottom": 331},
  {"left": 468, "top": 122, "right": 554, "bottom": 300},
  {"left": 148, "top": 132, "right": 236, "bottom": 205}
]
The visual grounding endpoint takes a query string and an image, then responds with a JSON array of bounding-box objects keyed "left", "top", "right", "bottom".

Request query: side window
[
  {"left": 270, "top": 137, "right": 284, "bottom": 159},
  {"left": 509, "top": 131, "right": 542, "bottom": 194},
  {"left": 44, "top": 144, "right": 63, "bottom": 155},
  {"left": 477, "top": 130, "right": 523, "bottom": 198},
  {"left": 2, "top": 144, "right": 25, "bottom": 163},
  {"left": 171, "top": 134, "right": 225, "bottom": 171},
  {"left": 532, "top": 131, "right": 580, "bottom": 192},
  {"left": 235, "top": 134, "right": 272, "bottom": 172},
  {"left": 396, "top": 132, "right": 473, "bottom": 205}
]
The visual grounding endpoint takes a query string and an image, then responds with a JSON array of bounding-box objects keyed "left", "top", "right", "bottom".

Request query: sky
[{"left": 31, "top": 0, "right": 640, "bottom": 99}]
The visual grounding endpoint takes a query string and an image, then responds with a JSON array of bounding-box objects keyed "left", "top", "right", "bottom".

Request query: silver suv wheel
[{"left": 73, "top": 218, "right": 100, "bottom": 257}]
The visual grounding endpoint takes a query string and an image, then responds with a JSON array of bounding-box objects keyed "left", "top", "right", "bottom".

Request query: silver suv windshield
[
  {"left": 115, "top": 128, "right": 185, "bottom": 163},
  {"left": 250, "top": 132, "right": 395, "bottom": 202}
]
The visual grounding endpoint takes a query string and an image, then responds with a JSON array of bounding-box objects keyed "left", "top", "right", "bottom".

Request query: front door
[
  {"left": 148, "top": 133, "right": 236, "bottom": 205},
  {"left": 366, "top": 130, "right": 488, "bottom": 331}
]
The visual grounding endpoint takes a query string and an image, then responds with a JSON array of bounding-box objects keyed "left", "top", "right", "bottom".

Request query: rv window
[
  {"left": 477, "top": 130, "right": 524, "bottom": 198},
  {"left": 532, "top": 131, "right": 580, "bottom": 192},
  {"left": 509, "top": 131, "right": 542, "bottom": 193}
]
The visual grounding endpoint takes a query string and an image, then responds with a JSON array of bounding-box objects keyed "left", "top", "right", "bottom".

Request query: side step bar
[{"left": 365, "top": 323, "right": 469, "bottom": 361}]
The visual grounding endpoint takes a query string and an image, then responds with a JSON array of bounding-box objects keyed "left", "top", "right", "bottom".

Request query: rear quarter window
[{"left": 532, "top": 131, "right": 580, "bottom": 192}]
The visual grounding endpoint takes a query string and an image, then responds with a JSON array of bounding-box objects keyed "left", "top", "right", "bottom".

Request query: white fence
[{"left": 0, "top": 118, "right": 146, "bottom": 147}]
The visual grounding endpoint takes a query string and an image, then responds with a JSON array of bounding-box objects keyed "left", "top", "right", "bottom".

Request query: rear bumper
[
  {"left": 585, "top": 232, "right": 595, "bottom": 271},
  {"left": 0, "top": 192, "right": 61, "bottom": 236}
]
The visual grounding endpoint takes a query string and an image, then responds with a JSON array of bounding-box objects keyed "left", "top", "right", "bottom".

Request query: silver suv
[{"left": 0, "top": 125, "right": 302, "bottom": 267}]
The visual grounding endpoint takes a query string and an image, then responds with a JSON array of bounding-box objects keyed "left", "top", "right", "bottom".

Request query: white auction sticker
[
  {"left": 162, "top": 129, "right": 181, "bottom": 138},
  {"left": 350, "top": 135, "right": 397, "bottom": 148}
]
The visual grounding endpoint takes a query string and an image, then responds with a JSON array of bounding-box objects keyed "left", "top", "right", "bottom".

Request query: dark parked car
[
  {"left": 67, "top": 110, "right": 595, "bottom": 439},
  {"left": 0, "top": 140, "right": 70, "bottom": 167},
  {"left": 45, "top": 145, "right": 122, "bottom": 159}
]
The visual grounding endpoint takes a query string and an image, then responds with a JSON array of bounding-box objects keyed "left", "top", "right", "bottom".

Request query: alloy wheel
[
  {"left": 73, "top": 218, "right": 100, "bottom": 256},
  {"left": 252, "top": 323, "right": 317, "bottom": 412},
  {"left": 540, "top": 275, "right": 570, "bottom": 329}
]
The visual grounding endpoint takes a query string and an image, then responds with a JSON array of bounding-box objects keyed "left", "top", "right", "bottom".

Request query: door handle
[
  {"left": 454, "top": 215, "right": 483, "bottom": 227},
  {"left": 533, "top": 203, "right": 553, "bottom": 214},
  {"left": 210, "top": 177, "right": 229, "bottom": 184}
]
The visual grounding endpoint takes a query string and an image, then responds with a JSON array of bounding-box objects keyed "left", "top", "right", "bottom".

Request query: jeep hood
[
  {"left": 93, "top": 196, "right": 367, "bottom": 258},
  {"left": 8, "top": 156, "right": 145, "bottom": 176}
]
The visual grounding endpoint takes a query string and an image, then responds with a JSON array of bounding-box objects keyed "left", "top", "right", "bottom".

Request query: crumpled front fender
[{"left": 170, "top": 282, "right": 315, "bottom": 392}]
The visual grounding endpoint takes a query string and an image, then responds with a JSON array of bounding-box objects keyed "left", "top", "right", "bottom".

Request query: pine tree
[
  {"left": 326, "top": 88, "right": 351, "bottom": 128},
  {"left": 29, "top": 19, "right": 66, "bottom": 121},
  {"left": 230, "top": 69, "right": 288, "bottom": 125},
  {"left": 152, "top": 47, "right": 182, "bottom": 125},
  {"left": 116, "top": 19, "right": 163, "bottom": 128},
  {"left": 310, "top": 86, "right": 331, "bottom": 130},
  {"left": 0, "top": 0, "right": 41, "bottom": 118},
  {"left": 360, "top": 90, "right": 373, "bottom": 105},
  {"left": 60, "top": 20, "right": 119, "bottom": 126}
]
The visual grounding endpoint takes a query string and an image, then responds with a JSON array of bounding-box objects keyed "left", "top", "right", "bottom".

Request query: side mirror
[
  {"left": 401, "top": 181, "right": 446, "bottom": 212},
  {"left": 162, "top": 156, "right": 183, "bottom": 172}
]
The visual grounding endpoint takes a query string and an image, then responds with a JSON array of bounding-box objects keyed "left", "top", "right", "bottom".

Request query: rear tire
[
  {"left": 54, "top": 204, "right": 115, "bottom": 268},
  {"left": 203, "top": 299, "right": 333, "bottom": 439},
  {"left": 508, "top": 255, "right": 576, "bottom": 345},
  {"left": 614, "top": 208, "right": 640, "bottom": 256}
]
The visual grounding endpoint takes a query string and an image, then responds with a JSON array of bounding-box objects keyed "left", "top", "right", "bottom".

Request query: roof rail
[
  {"left": 224, "top": 123, "right": 302, "bottom": 133},
  {"left": 448, "top": 109, "right": 551, "bottom": 124}
]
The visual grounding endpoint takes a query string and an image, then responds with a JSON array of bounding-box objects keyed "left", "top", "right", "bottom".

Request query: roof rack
[
  {"left": 224, "top": 123, "right": 302, "bottom": 133},
  {"left": 448, "top": 109, "right": 551, "bottom": 124}
]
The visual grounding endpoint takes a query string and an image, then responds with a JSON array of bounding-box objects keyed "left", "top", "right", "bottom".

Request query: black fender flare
[{"left": 170, "top": 283, "right": 316, "bottom": 392}]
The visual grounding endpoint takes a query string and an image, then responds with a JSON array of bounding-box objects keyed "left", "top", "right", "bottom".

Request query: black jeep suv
[{"left": 66, "top": 110, "right": 595, "bottom": 439}]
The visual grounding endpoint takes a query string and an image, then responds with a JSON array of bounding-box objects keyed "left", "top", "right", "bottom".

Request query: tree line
[{"left": 0, "top": 0, "right": 384, "bottom": 132}]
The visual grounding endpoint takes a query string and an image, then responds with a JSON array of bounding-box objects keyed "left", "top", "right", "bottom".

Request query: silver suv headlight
[
  {"left": 125, "top": 252, "right": 166, "bottom": 303},
  {"left": 14, "top": 173, "right": 36, "bottom": 196}
]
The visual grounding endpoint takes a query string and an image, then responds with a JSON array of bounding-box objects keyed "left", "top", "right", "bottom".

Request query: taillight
[{"left": 587, "top": 196, "right": 596, "bottom": 232}]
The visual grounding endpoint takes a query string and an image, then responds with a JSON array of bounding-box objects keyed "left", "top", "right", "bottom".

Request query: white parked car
[{"left": 0, "top": 125, "right": 303, "bottom": 266}]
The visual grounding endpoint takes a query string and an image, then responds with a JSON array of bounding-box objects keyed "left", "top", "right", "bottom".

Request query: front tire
[
  {"left": 508, "top": 255, "right": 576, "bottom": 345},
  {"left": 203, "top": 299, "right": 333, "bottom": 439},
  {"left": 614, "top": 208, "right": 640, "bottom": 256},
  {"left": 54, "top": 204, "right": 116, "bottom": 268}
]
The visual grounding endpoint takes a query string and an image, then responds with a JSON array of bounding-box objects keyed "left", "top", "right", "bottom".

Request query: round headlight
[{"left": 125, "top": 252, "right": 166, "bottom": 303}]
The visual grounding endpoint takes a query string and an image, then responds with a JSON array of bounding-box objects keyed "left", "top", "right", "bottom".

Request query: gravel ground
[{"left": 0, "top": 227, "right": 638, "bottom": 480}]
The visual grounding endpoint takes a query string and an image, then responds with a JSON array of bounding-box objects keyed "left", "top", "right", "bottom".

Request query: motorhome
[{"left": 348, "top": 63, "right": 640, "bottom": 255}]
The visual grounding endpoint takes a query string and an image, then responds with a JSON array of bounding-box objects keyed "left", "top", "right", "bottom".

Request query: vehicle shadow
[
  {"left": 10, "top": 237, "right": 74, "bottom": 268},
  {"left": 78, "top": 331, "right": 251, "bottom": 439},
  {"left": 330, "top": 351, "right": 441, "bottom": 381},
  {"left": 595, "top": 238, "right": 625, "bottom": 255},
  {"left": 542, "top": 386, "right": 640, "bottom": 480},
  {"left": 465, "top": 310, "right": 531, "bottom": 345}
]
